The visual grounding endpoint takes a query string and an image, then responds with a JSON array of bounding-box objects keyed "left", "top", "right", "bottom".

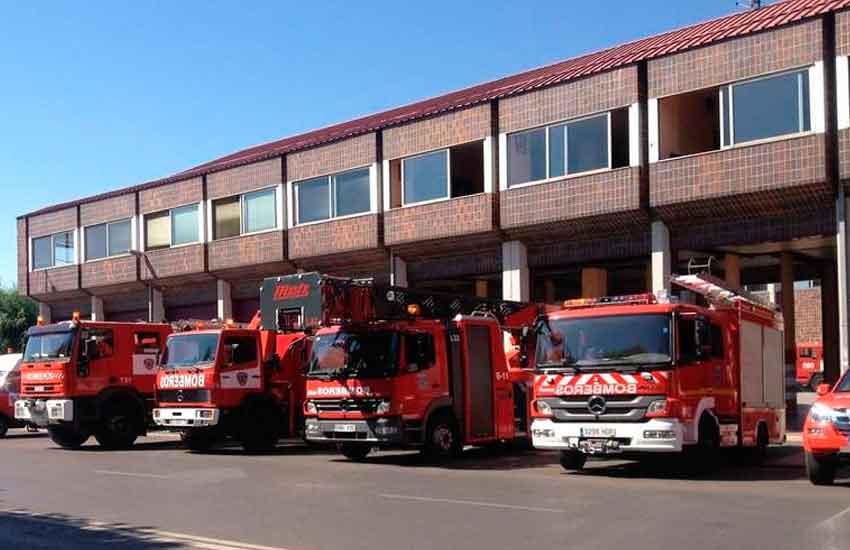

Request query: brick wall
[
  {"left": 384, "top": 193, "right": 496, "bottom": 246},
  {"left": 29, "top": 207, "right": 76, "bottom": 238},
  {"left": 383, "top": 105, "right": 490, "bottom": 160},
  {"left": 208, "top": 230, "right": 285, "bottom": 272},
  {"left": 837, "top": 9, "right": 850, "bottom": 56},
  {"left": 81, "top": 256, "right": 138, "bottom": 288},
  {"left": 139, "top": 178, "right": 203, "bottom": 214},
  {"left": 141, "top": 244, "right": 205, "bottom": 280},
  {"left": 528, "top": 231, "right": 651, "bottom": 268},
  {"left": 80, "top": 194, "right": 136, "bottom": 226},
  {"left": 17, "top": 219, "right": 27, "bottom": 293},
  {"left": 501, "top": 167, "right": 641, "bottom": 230},
  {"left": 29, "top": 266, "right": 79, "bottom": 297},
  {"left": 287, "top": 134, "right": 376, "bottom": 182},
  {"left": 648, "top": 20, "right": 822, "bottom": 98},
  {"left": 795, "top": 286, "right": 822, "bottom": 343},
  {"left": 288, "top": 214, "right": 380, "bottom": 259},
  {"left": 840, "top": 128, "right": 850, "bottom": 182},
  {"left": 207, "top": 158, "right": 282, "bottom": 200}
]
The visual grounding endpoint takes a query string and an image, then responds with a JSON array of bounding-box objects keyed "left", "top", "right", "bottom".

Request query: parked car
[{"left": 802, "top": 372, "right": 850, "bottom": 485}]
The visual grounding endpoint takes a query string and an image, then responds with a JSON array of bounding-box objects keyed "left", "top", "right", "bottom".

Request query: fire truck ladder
[{"left": 671, "top": 273, "right": 781, "bottom": 322}]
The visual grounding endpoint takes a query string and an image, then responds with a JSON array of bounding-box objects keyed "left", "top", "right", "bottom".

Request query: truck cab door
[
  {"left": 219, "top": 334, "right": 262, "bottom": 400},
  {"left": 78, "top": 328, "right": 117, "bottom": 392}
]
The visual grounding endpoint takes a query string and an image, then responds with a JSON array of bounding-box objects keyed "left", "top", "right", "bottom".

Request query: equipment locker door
[{"left": 458, "top": 321, "right": 496, "bottom": 443}]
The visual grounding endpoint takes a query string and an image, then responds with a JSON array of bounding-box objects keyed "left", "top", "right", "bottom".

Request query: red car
[{"left": 803, "top": 373, "right": 850, "bottom": 485}]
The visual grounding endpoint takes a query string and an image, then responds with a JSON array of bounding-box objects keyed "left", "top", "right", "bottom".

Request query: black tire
[
  {"left": 240, "top": 401, "right": 282, "bottom": 453},
  {"left": 48, "top": 424, "right": 89, "bottom": 449},
  {"left": 809, "top": 373, "right": 824, "bottom": 391},
  {"left": 806, "top": 451, "right": 837, "bottom": 486},
  {"left": 339, "top": 443, "right": 372, "bottom": 461},
  {"left": 0, "top": 415, "right": 8, "bottom": 438},
  {"left": 687, "top": 414, "right": 720, "bottom": 474},
  {"left": 183, "top": 429, "right": 217, "bottom": 452},
  {"left": 94, "top": 400, "right": 141, "bottom": 450},
  {"left": 424, "top": 412, "right": 462, "bottom": 459},
  {"left": 559, "top": 450, "right": 587, "bottom": 471}
]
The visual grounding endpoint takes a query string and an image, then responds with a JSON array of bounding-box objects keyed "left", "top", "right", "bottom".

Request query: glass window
[
  {"left": 108, "top": 219, "right": 132, "bottom": 257},
  {"left": 243, "top": 188, "right": 276, "bottom": 234},
  {"left": 224, "top": 336, "right": 257, "bottom": 365},
  {"left": 403, "top": 150, "right": 448, "bottom": 205},
  {"left": 567, "top": 115, "right": 609, "bottom": 174},
  {"left": 32, "top": 236, "right": 52, "bottom": 269},
  {"left": 82, "top": 328, "right": 115, "bottom": 360},
  {"left": 213, "top": 196, "right": 241, "bottom": 239},
  {"left": 730, "top": 70, "right": 810, "bottom": 145},
  {"left": 507, "top": 128, "right": 546, "bottom": 186},
  {"left": 171, "top": 205, "right": 198, "bottom": 246},
  {"left": 24, "top": 331, "right": 74, "bottom": 361},
  {"left": 297, "top": 177, "right": 330, "bottom": 224},
  {"left": 53, "top": 232, "right": 75, "bottom": 266},
  {"left": 164, "top": 333, "right": 219, "bottom": 369},
  {"left": 145, "top": 211, "right": 170, "bottom": 250},
  {"left": 548, "top": 125, "right": 566, "bottom": 178},
  {"left": 334, "top": 168, "right": 371, "bottom": 217},
  {"left": 85, "top": 224, "right": 108, "bottom": 261}
]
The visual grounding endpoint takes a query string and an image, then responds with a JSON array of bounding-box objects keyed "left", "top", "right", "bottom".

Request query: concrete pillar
[
  {"left": 725, "top": 254, "right": 741, "bottom": 290},
  {"left": 502, "top": 241, "right": 529, "bottom": 302},
  {"left": 651, "top": 221, "right": 671, "bottom": 295},
  {"left": 544, "top": 279, "right": 556, "bottom": 304},
  {"left": 391, "top": 255, "right": 408, "bottom": 288},
  {"left": 38, "top": 303, "right": 52, "bottom": 324},
  {"left": 837, "top": 190, "right": 850, "bottom": 375},
  {"left": 217, "top": 279, "right": 233, "bottom": 321},
  {"left": 581, "top": 267, "right": 608, "bottom": 299},
  {"left": 474, "top": 279, "right": 488, "bottom": 298},
  {"left": 767, "top": 283, "right": 778, "bottom": 306},
  {"left": 822, "top": 261, "right": 841, "bottom": 384},
  {"left": 149, "top": 287, "right": 165, "bottom": 323},
  {"left": 90, "top": 296, "right": 104, "bottom": 321}
]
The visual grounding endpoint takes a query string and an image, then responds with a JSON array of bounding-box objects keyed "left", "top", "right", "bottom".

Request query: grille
[
  {"left": 23, "top": 385, "right": 60, "bottom": 395},
  {"left": 315, "top": 399, "right": 382, "bottom": 414},
  {"left": 834, "top": 415, "right": 850, "bottom": 436},
  {"left": 541, "top": 395, "right": 663, "bottom": 423},
  {"left": 157, "top": 389, "right": 212, "bottom": 404}
]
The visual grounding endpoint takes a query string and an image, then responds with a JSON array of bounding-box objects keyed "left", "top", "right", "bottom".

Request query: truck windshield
[
  {"left": 536, "top": 314, "right": 672, "bottom": 370},
  {"left": 23, "top": 332, "right": 75, "bottom": 362},
  {"left": 307, "top": 330, "right": 399, "bottom": 379},
  {"left": 163, "top": 334, "right": 219, "bottom": 369}
]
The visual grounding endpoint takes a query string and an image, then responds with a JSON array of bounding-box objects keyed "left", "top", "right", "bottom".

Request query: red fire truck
[
  {"left": 261, "top": 272, "right": 538, "bottom": 461},
  {"left": 796, "top": 342, "right": 824, "bottom": 389},
  {"left": 530, "top": 274, "right": 786, "bottom": 471},
  {"left": 152, "top": 315, "right": 309, "bottom": 452},
  {"left": 0, "top": 353, "right": 24, "bottom": 437},
  {"left": 15, "top": 316, "right": 171, "bottom": 449}
]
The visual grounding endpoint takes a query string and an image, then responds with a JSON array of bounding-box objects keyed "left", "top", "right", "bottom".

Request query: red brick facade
[
  {"left": 207, "top": 158, "right": 282, "bottom": 200},
  {"left": 795, "top": 286, "right": 822, "bottom": 343},
  {"left": 29, "top": 266, "right": 79, "bottom": 298},
  {"left": 384, "top": 193, "right": 497, "bottom": 247},
  {"left": 81, "top": 256, "right": 138, "bottom": 289},
  {"left": 140, "top": 177, "right": 203, "bottom": 214},
  {"left": 141, "top": 244, "right": 206, "bottom": 281},
  {"left": 80, "top": 195, "right": 135, "bottom": 226},
  {"left": 287, "top": 134, "right": 376, "bottom": 182},
  {"left": 29, "top": 207, "right": 76, "bottom": 238},
  {"left": 17, "top": 218, "right": 27, "bottom": 293},
  {"left": 836, "top": 9, "right": 850, "bottom": 56},
  {"left": 288, "top": 214, "right": 381, "bottom": 260},
  {"left": 383, "top": 105, "right": 491, "bottom": 160},
  {"left": 208, "top": 230, "right": 286, "bottom": 272}
]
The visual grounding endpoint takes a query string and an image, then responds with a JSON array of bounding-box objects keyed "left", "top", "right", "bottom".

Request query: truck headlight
[
  {"left": 810, "top": 402, "right": 839, "bottom": 423},
  {"left": 196, "top": 410, "right": 214, "bottom": 419},
  {"left": 305, "top": 401, "right": 318, "bottom": 415},
  {"left": 646, "top": 399, "right": 668, "bottom": 416},
  {"left": 534, "top": 400, "right": 553, "bottom": 417},
  {"left": 375, "top": 399, "right": 392, "bottom": 415}
]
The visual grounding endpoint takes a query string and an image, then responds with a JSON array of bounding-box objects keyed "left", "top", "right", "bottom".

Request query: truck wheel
[
  {"left": 559, "top": 450, "right": 586, "bottom": 471},
  {"left": 0, "top": 415, "right": 8, "bottom": 438},
  {"left": 809, "top": 373, "right": 824, "bottom": 391},
  {"left": 183, "top": 429, "right": 217, "bottom": 452},
  {"left": 339, "top": 443, "right": 371, "bottom": 461},
  {"left": 240, "top": 401, "right": 281, "bottom": 453},
  {"left": 48, "top": 425, "right": 89, "bottom": 449},
  {"left": 423, "top": 412, "right": 461, "bottom": 459},
  {"left": 806, "top": 451, "right": 837, "bottom": 485},
  {"left": 94, "top": 401, "right": 140, "bottom": 450},
  {"left": 688, "top": 414, "right": 720, "bottom": 474}
]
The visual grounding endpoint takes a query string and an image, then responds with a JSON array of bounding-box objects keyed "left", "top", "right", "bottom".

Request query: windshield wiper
[{"left": 537, "top": 358, "right": 580, "bottom": 374}]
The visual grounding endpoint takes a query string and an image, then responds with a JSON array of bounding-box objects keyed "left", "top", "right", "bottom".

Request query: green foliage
[{"left": 0, "top": 286, "right": 36, "bottom": 352}]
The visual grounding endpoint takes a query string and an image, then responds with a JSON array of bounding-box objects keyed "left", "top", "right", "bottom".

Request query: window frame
[
  {"left": 212, "top": 186, "right": 279, "bottom": 240},
  {"left": 143, "top": 204, "right": 201, "bottom": 251},
  {"left": 720, "top": 67, "right": 812, "bottom": 148},
  {"left": 31, "top": 230, "right": 76, "bottom": 271},
  {"left": 400, "top": 148, "right": 451, "bottom": 207},
  {"left": 293, "top": 166, "right": 372, "bottom": 226},
  {"left": 506, "top": 111, "right": 613, "bottom": 189},
  {"left": 84, "top": 218, "right": 133, "bottom": 262}
]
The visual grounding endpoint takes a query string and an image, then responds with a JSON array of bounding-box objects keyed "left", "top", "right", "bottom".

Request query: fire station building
[{"left": 16, "top": 0, "right": 850, "bottom": 381}]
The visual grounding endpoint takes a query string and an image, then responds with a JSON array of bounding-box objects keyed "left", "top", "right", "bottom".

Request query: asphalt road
[{"left": 0, "top": 426, "right": 848, "bottom": 550}]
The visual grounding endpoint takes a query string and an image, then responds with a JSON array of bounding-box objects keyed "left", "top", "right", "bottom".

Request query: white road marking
[
  {"left": 818, "top": 504, "right": 850, "bottom": 528},
  {"left": 94, "top": 470, "right": 172, "bottom": 479},
  {"left": 378, "top": 493, "right": 564, "bottom": 513}
]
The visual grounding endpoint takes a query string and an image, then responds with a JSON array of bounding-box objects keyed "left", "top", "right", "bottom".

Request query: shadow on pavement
[
  {"left": 56, "top": 440, "right": 184, "bottom": 453},
  {"left": 331, "top": 444, "right": 559, "bottom": 471},
  {"left": 193, "top": 441, "right": 338, "bottom": 457},
  {"left": 0, "top": 509, "right": 185, "bottom": 549}
]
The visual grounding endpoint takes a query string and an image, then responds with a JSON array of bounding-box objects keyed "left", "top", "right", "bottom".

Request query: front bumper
[
  {"left": 304, "top": 417, "right": 405, "bottom": 445},
  {"left": 153, "top": 408, "right": 221, "bottom": 428},
  {"left": 531, "top": 418, "right": 684, "bottom": 454},
  {"left": 15, "top": 399, "right": 73, "bottom": 427}
]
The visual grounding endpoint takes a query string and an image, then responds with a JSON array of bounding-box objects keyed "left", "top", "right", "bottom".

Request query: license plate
[
  {"left": 334, "top": 424, "right": 357, "bottom": 433},
  {"left": 580, "top": 427, "right": 616, "bottom": 438}
]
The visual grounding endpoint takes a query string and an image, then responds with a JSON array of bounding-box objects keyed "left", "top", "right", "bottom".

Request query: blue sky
[{"left": 0, "top": 0, "right": 742, "bottom": 287}]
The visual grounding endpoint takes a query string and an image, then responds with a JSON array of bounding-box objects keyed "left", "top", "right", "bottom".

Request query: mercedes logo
[
  {"left": 176, "top": 390, "right": 184, "bottom": 403},
  {"left": 587, "top": 395, "right": 607, "bottom": 415}
]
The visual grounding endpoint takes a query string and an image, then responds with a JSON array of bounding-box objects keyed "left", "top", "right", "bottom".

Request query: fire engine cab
[
  {"left": 15, "top": 317, "right": 171, "bottom": 449},
  {"left": 261, "top": 272, "right": 538, "bottom": 461},
  {"left": 530, "top": 274, "right": 786, "bottom": 471}
]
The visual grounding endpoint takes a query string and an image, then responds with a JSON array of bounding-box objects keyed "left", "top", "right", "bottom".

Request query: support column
[
  {"left": 581, "top": 268, "right": 608, "bottom": 299},
  {"left": 823, "top": 261, "right": 841, "bottom": 384},
  {"left": 651, "top": 221, "right": 671, "bottom": 295},
  {"left": 391, "top": 255, "right": 408, "bottom": 288},
  {"left": 217, "top": 279, "right": 233, "bottom": 321},
  {"left": 781, "top": 252, "right": 797, "bottom": 408},
  {"left": 38, "top": 302, "right": 52, "bottom": 324},
  {"left": 474, "top": 279, "right": 489, "bottom": 298},
  {"left": 725, "top": 253, "right": 741, "bottom": 290},
  {"left": 544, "top": 279, "right": 556, "bottom": 304},
  {"left": 149, "top": 287, "right": 165, "bottom": 323},
  {"left": 767, "top": 283, "right": 778, "bottom": 306},
  {"left": 502, "top": 241, "right": 529, "bottom": 302},
  {"left": 838, "top": 191, "right": 850, "bottom": 375},
  {"left": 91, "top": 296, "right": 104, "bottom": 321}
]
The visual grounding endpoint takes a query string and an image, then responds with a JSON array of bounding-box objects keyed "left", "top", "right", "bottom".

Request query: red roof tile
[{"left": 24, "top": 0, "right": 850, "bottom": 218}]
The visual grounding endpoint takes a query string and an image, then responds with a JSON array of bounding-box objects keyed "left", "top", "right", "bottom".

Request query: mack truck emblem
[
  {"left": 587, "top": 395, "right": 607, "bottom": 415},
  {"left": 237, "top": 372, "right": 248, "bottom": 386}
]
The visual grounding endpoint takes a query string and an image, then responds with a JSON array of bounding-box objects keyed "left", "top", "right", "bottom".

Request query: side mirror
[
  {"left": 519, "top": 327, "right": 530, "bottom": 369},
  {"left": 816, "top": 383, "right": 831, "bottom": 396}
]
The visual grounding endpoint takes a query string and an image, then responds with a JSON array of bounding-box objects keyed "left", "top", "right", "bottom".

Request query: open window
[
  {"left": 222, "top": 335, "right": 258, "bottom": 367},
  {"left": 678, "top": 316, "right": 715, "bottom": 363},
  {"left": 404, "top": 332, "right": 436, "bottom": 372},
  {"left": 82, "top": 328, "right": 115, "bottom": 361},
  {"left": 388, "top": 140, "right": 485, "bottom": 207},
  {"left": 658, "top": 87, "right": 720, "bottom": 159},
  {"left": 134, "top": 332, "right": 162, "bottom": 354}
]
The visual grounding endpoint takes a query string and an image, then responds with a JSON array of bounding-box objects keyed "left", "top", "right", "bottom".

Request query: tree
[{"left": 0, "top": 286, "right": 36, "bottom": 353}]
